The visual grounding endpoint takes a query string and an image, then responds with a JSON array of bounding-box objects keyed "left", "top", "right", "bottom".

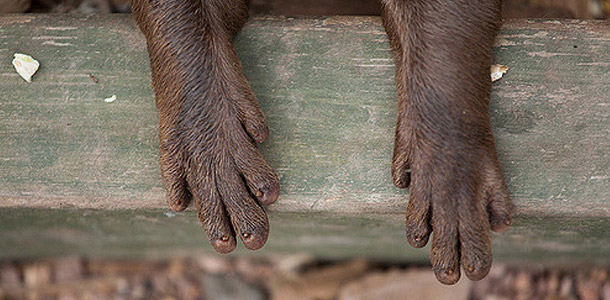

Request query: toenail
[
  {"left": 446, "top": 269, "right": 454, "bottom": 275},
  {"left": 467, "top": 265, "right": 475, "bottom": 273},
  {"left": 220, "top": 236, "right": 229, "bottom": 242},
  {"left": 255, "top": 190, "right": 263, "bottom": 197},
  {"left": 242, "top": 232, "right": 251, "bottom": 239},
  {"left": 505, "top": 219, "right": 512, "bottom": 226},
  {"left": 414, "top": 236, "right": 422, "bottom": 242}
]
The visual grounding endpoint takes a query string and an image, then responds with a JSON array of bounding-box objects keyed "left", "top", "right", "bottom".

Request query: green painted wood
[
  {"left": 0, "top": 208, "right": 608, "bottom": 264},
  {"left": 0, "top": 15, "right": 608, "bottom": 261}
]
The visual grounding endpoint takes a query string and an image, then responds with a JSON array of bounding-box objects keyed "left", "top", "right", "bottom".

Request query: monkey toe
[
  {"left": 405, "top": 184, "right": 431, "bottom": 248},
  {"left": 160, "top": 153, "right": 191, "bottom": 212},
  {"left": 426, "top": 178, "right": 462, "bottom": 285},
  {"left": 489, "top": 211, "right": 512, "bottom": 233},
  {"left": 431, "top": 244, "right": 461, "bottom": 285},
  {"left": 233, "top": 211, "right": 269, "bottom": 250},
  {"left": 239, "top": 228, "right": 269, "bottom": 250},
  {"left": 484, "top": 163, "right": 513, "bottom": 233},
  {"left": 434, "top": 266, "right": 461, "bottom": 285},
  {"left": 234, "top": 89, "right": 269, "bottom": 144},
  {"left": 227, "top": 200, "right": 269, "bottom": 250},
  {"left": 431, "top": 242, "right": 461, "bottom": 285},
  {"left": 391, "top": 121, "right": 413, "bottom": 188},
  {"left": 257, "top": 179, "right": 280, "bottom": 206},
  {"left": 458, "top": 185, "right": 494, "bottom": 281},
  {"left": 391, "top": 150, "right": 411, "bottom": 189},
  {"left": 219, "top": 165, "right": 271, "bottom": 251},
  {"left": 430, "top": 221, "right": 461, "bottom": 285},
  {"left": 165, "top": 182, "right": 191, "bottom": 212},
  {"left": 392, "top": 164, "right": 411, "bottom": 189},
  {"left": 406, "top": 225, "right": 430, "bottom": 248},
  {"left": 211, "top": 235, "right": 237, "bottom": 254},
  {"left": 242, "top": 164, "right": 279, "bottom": 206},
  {"left": 487, "top": 187, "right": 513, "bottom": 233},
  {"left": 233, "top": 145, "right": 280, "bottom": 206},
  {"left": 460, "top": 231, "right": 492, "bottom": 281},
  {"left": 462, "top": 257, "right": 492, "bottom": 281},
  {"left": 206, "top": 223, "right": 238, "bottom": 254},
  {"left": 190, "top": 173, "right": 238, "bottom": 255},
  {"left": 244, "top": 121, "right": 269, "bottom": 144}
]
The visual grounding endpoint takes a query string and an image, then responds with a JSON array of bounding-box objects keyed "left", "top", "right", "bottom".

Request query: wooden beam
[{"left": 0, "top": 15, "right": 608, "bottom": 261}]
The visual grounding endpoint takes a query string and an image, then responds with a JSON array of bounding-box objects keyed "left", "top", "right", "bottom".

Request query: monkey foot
[{"left": 393, "top": 146, "right": 512, "bottom": 285}]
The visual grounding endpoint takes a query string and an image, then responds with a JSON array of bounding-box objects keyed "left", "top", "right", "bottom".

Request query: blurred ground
[{"left": 1, "top": 256, "right": 609, "bottom": 300}]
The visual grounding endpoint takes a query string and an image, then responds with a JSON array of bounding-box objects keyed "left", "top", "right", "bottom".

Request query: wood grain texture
[
  {"left": 1, "top": 15, "right": 608, "bottom": 216},
  {"left": 0, "top": 208, "right": 608, "bottom": 263},
  {"left": 0, "top": 15, "right": 608, "bottom": 261}
]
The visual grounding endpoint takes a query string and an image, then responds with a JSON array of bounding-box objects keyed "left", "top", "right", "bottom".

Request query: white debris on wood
[
  {"left": 104, "top": 95, "right": 117, "bottom": 103},
  {"left": 12, "top": 53, "right": 40, "bottom": 83},
  {"left": 491, "top": 64, "right": 509, "bottom": 82}
]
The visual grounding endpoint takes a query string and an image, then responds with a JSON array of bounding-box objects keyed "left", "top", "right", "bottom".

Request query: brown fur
[
  {"left": 381, "top": 0, "right": 513, "bottom": 284},
  {"left": 132, "top": 0, "right": 512, "bottom": 284},
  {"left": 132, "top": 0, "right": 279, "bottom": 254}
]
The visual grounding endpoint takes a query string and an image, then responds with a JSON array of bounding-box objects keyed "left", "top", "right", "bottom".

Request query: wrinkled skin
[
  {"left": 132, "top": 0, "right": 512, "bottom": 284},
  {"left": 381, "top": 0, "right": 513, "bottom": 284},
  {"left": 132, "top": 0, "right": 279, "bottom": 254}
]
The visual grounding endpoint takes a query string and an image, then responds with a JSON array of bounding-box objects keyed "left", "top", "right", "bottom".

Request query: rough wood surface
[
  {"left": 1, "top": 208, "right": 608, "bottom": 263},
  {"left": 0, "top": 15, "right": 608, "bottom": 261}
]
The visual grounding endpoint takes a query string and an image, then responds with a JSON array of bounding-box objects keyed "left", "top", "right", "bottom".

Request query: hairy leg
[
  {"left": 381, "top": 0, "right": 513, "bottom": 284},
  {"left": 132, "top": 0, "right": 279, "bottom": 253}
]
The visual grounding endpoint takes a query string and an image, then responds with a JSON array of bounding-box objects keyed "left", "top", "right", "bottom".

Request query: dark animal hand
[
  {"left": 132, "top": 0, "right": 279, "bottom": 254},
  {"left": 382, "top": 0, "right": 513, "bottom": 284}
]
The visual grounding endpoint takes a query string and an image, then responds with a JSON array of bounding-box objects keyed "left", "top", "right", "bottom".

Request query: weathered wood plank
[
  {"left": 0, "top": 15, "right": 608, "bottom": 216},
  {"left": 0, "top": 208, "right": 608, "bottom": 263},
  {"left": 0, "top": 15, "right": 608, "bottom": 261}
]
